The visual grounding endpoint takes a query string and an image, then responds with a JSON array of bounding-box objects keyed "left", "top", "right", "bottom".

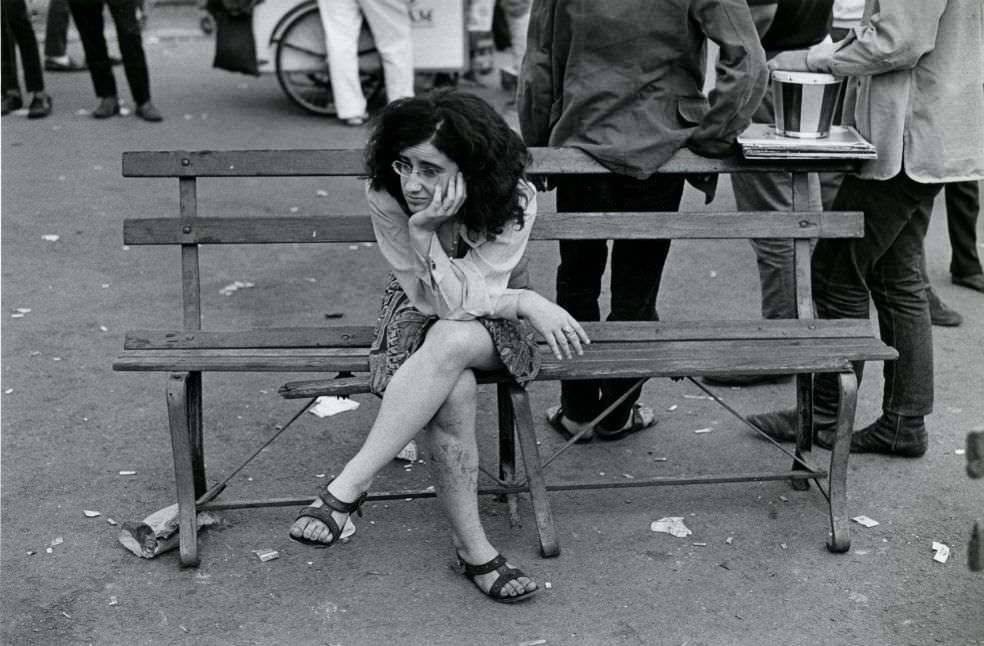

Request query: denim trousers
[
  {"left": 554, "top": 174, "right": 684, "bottom": 430},
  {"left": 68, "top": 0, "right": 150, "bottom": 104},
  {"left": 813, "top": 171, "right": 942, "bottom": 418}
]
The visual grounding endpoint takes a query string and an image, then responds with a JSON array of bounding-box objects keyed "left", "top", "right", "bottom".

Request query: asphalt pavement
[{"left": 2, "top": 8, "right": 983, "bottom": 646}]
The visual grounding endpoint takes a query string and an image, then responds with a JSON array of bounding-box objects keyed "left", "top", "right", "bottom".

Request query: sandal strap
[
  {"left": 461, "top": 553, "right": 508, "bottom": 576},
  {"left": 487, "top": 566, "right": 525, "bottom": 599},
  {"left": 294, "top": 505, "right": 343, "bottom": 544},
  {"left": 318, "top": 479, "right": 368, "bottom": 517}
]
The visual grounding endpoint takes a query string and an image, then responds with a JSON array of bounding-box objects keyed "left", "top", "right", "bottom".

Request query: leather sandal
[
  {"left": 546, "top": 405, "right": 594, "bottom": 443},
  {"left": 595, "top": 403, "right": 656, "bottom": 441},
  {"left": 457, "top": 553, "right": 538, "bottom": 604},
  {"left": 290, "top": 478, "right": 367, "bottom": 547}
]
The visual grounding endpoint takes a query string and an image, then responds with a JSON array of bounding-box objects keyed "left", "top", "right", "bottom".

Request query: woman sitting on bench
[{"left": 289, "top": 89, "right": 589, "bottom": 603}]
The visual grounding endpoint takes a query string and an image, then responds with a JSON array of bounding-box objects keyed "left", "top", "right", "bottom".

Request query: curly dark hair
[{"left": 365, "top": 89, "right": 531, "bottom": 237}]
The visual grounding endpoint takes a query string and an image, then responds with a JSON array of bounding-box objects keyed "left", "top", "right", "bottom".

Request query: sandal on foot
[
  {"left": 457, "top": 553, "right": 538, "bottom": 604},
  {"left": 546, "top": 405, "right": 594, "bottom": 443},
  {"left": 594, "top": 403, "right": 656, "bottom": 441},
  {"left": 290, "top": 478, "right": 367, "bottom": 548}
]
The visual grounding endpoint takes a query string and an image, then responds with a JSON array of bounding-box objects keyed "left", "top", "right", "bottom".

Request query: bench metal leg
[
  {"left": 167, "top": 372, "right": 201, "bottom": 567},
  {"left": 187, "top": 371, "right": 206, "bottom": 497},
  {"left": 826, "top": 371, "right": 857, "bottom": 553},
  {"left": 507, "top": 383, "right": 560, "bottom": 558},
  {"left": 496, "top": 383, "right": 521, "bottom": 528},
  {"left": 791, "top": 373, "right": 814, "bottom": 491}
]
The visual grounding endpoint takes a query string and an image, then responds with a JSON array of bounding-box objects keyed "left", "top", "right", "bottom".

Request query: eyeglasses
[{"left": 391, "top": 160, "right": 444, "bottom": 182}]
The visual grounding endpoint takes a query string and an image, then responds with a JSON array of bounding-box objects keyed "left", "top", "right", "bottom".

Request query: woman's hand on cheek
[{"left": 409, "top": 172, "right": 468, "bottom": 231}]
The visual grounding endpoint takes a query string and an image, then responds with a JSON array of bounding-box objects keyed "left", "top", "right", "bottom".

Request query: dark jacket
[{"left": 517, "top": 0, "right": 768, "bottom": 179}]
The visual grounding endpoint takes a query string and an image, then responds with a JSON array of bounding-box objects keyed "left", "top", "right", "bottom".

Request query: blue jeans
[
  {"left": 554, "top": 174, "right": 684, "bottom": 430},
  {"left": 813, "top": 171, "right": 942, "bottom": 418}
]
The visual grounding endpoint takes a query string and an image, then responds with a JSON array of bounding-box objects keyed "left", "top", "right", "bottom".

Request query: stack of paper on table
[{"left": 738, "top": 123, "right": 877, "bottom": 159}]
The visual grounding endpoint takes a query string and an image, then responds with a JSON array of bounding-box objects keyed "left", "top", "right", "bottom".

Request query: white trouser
[{"left": 316, "top": 0, "right": 414, "bottom": 119}]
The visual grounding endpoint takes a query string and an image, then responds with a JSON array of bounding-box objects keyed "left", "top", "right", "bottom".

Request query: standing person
[
  {"left": 921, "top": 180, "right": 984, "bottom": 327},
  {"left": 1, "top": 0, "right": 53, "bottom": 118},
  {"left": 704, "top": 0, "right": 834, "bottom": 387},
  {"left": 43, "top": 0, "right": 86, "bottom": 71},
  {"left": 748, "top": 0, "right": 984, "bottom": 458},
  {"left": 68, "top": 0, "right": 162, "bottom": 121},
  {"left": 495, "top": 0, "right": 530, "bottom": 93},
  {"left": 317, "top": 0, "right": 414, "bottom": 126},
  {"left": 518, "top": 0, "right": 768, "bottom": 442},
  {"left": 288, "top": 90, "right": 589, "bottom": 603}
]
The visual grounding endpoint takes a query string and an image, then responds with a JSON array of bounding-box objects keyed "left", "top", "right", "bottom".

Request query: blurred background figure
[
  {"left": 2, "top": 0, "right": 53, "bottom": 118},
  {"left": 317, "top": 0, "right": 413, "bottom": 126},
  {"left": 921, "top": 181, "right": 984, "bottom": 327},
  {"left": 67, "top": 0, "right": 162, "bottom": 121},
  {"left": 493, "top": 0, "right": 530, "bottom": 95},
  {"left": 43, "top": 0, "right": 86, "bottom": 71}
]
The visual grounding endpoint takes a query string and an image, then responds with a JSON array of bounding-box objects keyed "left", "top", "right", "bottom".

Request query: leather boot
[
  {"left": 850, "top": 413, "right": 928, "bottom": 457},
  {"left": 746, "top": 374, "right": 840, "bottom": 446}
]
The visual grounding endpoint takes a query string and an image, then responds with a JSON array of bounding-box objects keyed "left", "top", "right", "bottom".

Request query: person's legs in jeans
[
  {"left": 69, "top": 0, "right": 117, "bottom": 98},
  {"left": 945, "top": 181, "right": 984, "bottom": 284},
  {"left": 597, "top": 176, "right": 682, "bottom": 432},
  {"left": 812, "top": 172, "right": 940, "bottom": 454},
  {"left": 554, "top": 174, "right": 682, "bottom": 432},
  {"left": 106, "top": 0, "right": 149, "bottom": 104}
]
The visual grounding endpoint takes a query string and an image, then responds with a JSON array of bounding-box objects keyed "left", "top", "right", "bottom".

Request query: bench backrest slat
[
  {"left": 122, "top": 147, "right": 863, "bottom": 177},
  {"left": 123, "top": 212, "right": 862, "bottom": 245},
  {"left": 123, "top": 319, "right": 876, "bottom": 350}
]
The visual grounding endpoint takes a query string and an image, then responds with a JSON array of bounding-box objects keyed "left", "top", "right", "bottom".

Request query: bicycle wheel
[{"left": 275, "top": 5, "right": 384, "bottom": 116}]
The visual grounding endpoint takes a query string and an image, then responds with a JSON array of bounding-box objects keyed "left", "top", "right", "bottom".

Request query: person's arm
[
  {"left": 687, "top": 0, "right": 769, "bottom": 157},
  {"left": 772, "top": 0, "right": 947, "bottom": 74},
  {"left": 409, "top": 196, "right": 536, "bottom": 320},
  {"left": 370, "top": 181, "right": 537, "bottom": 320}
]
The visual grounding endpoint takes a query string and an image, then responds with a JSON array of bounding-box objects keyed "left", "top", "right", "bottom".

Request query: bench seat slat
[
  {"left": 114, "top": 337, "right": 896, "bottom": 374},
  {"left": 122, "top": 148, "right": 864, "bottom": 178},
  {"left": 123, "top": 212, "right": 862, "bottom": 245},
  {"left": 124, "top": 319, "right": 877, "bottom": 350}
]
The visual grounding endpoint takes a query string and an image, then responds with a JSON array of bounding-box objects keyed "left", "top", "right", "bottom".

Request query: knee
[{"left": 420, "top": 320, "right": 483, "bottom": 367}]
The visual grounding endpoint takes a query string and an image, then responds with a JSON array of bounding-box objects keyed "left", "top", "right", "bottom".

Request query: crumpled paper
[
  {"left": 308, "top": 396, "right": 360, "bottom": 418},
  {"left": 650, "top": 516, "right": 693, "bottom": 538}
]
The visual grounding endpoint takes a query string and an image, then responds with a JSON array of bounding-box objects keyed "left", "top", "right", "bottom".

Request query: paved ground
[{"left": 2, "top": 8, "right": 983, "bottom": 646}]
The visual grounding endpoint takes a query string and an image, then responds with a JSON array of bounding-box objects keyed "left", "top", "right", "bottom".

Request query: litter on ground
[
  {"left": 650, "top": 516, "right": 692, "bottom": 538},
  {"left": 931, "top": 541, "right": 950, "bottom": 563},
  {"left": 852, "top": 515, "right": 879, "bottom": 528},
  {"left": 309, "top": 396, "right": 360, "bottom": 418}
]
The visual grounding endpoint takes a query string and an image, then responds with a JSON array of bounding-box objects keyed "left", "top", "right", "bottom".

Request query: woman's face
[{"left": 394, "top": 141, "right": 460, "bottom": 213}]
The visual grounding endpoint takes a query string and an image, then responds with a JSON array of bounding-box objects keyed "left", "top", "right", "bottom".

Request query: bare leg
[
  {"left": 424, "top": 369, "right": 536, "bottom": 599},
  {"left": 290, "top": 320, "right": 501, "bottom": 542}
]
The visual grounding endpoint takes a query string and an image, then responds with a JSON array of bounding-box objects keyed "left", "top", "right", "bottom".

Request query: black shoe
[
  {"left": 27, "top": 93, "right": 52, "bottom": 119},
  {"left": 850, "top": 413, "right": 927, "bottom": 458},
  {"left": 1, "top": 92, "right": 23, "bottom": 116},
  {"left": 135, "top": 101, "right": 163, "bottom": 122},
  {"left": 927, "top": 287, "right": 962, "bottom": 326},
  {"left": 703, "top": 373, "right": 793, "bottom": 387},
  {"left": 92, "top": 96, "right": 120, "bottom": 119},
  {"left": 44, "top": 56, "right": 87, "bottom": 72},
  {"left": 952, "top": 273, "right": 984, "bottom": 294},
  {"left": 746, "top": 408, "right": 837, "bottom": 448}
]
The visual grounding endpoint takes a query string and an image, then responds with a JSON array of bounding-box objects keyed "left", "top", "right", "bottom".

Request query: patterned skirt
[{"left": 367, "top": 274, "right": 541, "bottom": 396}]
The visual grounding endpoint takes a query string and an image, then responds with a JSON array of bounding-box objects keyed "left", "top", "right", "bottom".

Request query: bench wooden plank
[
  {"left": 122, "top": 147, "right": 864, "bottom": 178},
  {"left": 123, "top": 319, "right": 878, "bottom": 350},
  {"left": 123, "top": 212, "right": 863, "bottom": 245},
  {"left": 114, "top": 337, "right": 895, "bottom": 374}
]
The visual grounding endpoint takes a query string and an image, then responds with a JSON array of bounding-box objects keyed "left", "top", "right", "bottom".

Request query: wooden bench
[{"left": 114, "top": 147, "right": 897, "bottom": 567}]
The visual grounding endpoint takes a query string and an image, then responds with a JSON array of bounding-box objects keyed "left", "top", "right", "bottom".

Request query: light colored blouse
[{"left": 367, "top": 180, "right": 537, "bottom": 321}]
